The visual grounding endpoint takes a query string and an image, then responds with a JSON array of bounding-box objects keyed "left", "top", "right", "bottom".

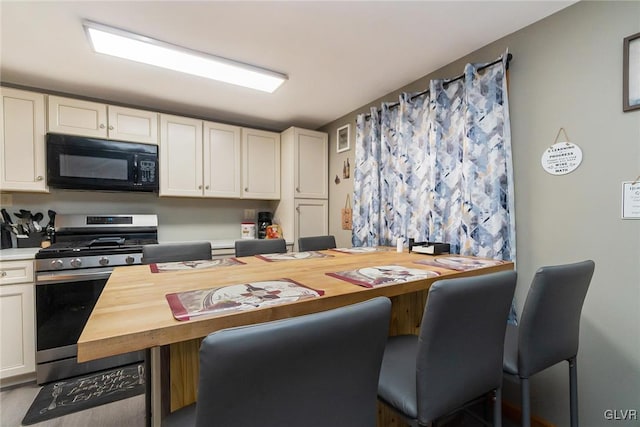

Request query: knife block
[{"left": 16, "top": 234, "right": 43, "bottom": 248}]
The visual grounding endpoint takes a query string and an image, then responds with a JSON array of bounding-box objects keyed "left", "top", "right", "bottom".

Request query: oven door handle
[{"left": 36, "top": 269, "right": 113, "bottom": 284}]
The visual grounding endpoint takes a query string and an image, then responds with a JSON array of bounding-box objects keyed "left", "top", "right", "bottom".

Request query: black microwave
[{"left": 46, "top": 133, "right": 159, "bottom": 192}]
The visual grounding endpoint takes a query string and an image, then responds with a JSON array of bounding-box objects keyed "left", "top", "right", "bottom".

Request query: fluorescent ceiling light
[{"left": 83, "top": 21, "right": 287, "bottom": 93}]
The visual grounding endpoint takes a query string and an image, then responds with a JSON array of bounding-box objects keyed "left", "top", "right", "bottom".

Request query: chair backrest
[
  {"left": 141, "top": 241, "right": 212, "bottom": 264},
  {"left": 194, "top": 297, "right": 392, "bottom": 427},
  {"left": 517, "top": 260, "right": 595, "bottom": 377},
  {"left": 416, "top": 270, "right": 517, "bottom": 425},
  {"left": 235, "top": 238, "right": 286, "bottom": 257},
  {"left": 298, "top": 235, "right": 337, "bottom": 252}
]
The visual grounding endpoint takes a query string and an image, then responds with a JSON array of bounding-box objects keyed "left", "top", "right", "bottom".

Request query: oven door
[
  {"left": 35, "top": 268, "right": 144, "bottom": 384},
  {"left": 36, "top": 269, "right": 111, "bottom": 363}
]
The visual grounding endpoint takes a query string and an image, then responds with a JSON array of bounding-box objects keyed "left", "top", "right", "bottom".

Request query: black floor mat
[{"left": 22, "top": 363, "right": 144, "bottom": 425}]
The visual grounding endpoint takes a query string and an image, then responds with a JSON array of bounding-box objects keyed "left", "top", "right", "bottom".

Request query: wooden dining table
[{"left": 77, "top": 248, "right": 513, "bottom": 427}]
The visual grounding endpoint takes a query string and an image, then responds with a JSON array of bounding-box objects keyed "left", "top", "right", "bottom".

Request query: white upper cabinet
[
  {"left": 0, "top": 88, "right": 48, "bottom": 192},
  {"left": 107, "top": 105, "right": 158, "bottom": 144},
  {"left": 242, "top": 128, "right": 280, "bottom": 200},
  {"left": 203, "top": 122, "right": 241, "bottom": 198},
  {"left": 47, "top": 96, "right": 158, "bottom": 144},
  {"left": 287, "top": 127, "right": 328, "bottom": 199},
  {"left": 159, "top": 114, "right": 203, "bottom": 197}
]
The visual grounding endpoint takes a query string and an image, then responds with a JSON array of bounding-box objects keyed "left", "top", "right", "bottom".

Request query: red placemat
[
  {"left": 326, "top": 264, "right": 440, "bottom": 288},
  {"left": 165, "top": 278, "right": 324, "bottom": 321},
  {"left": 330, "top": 247, "right": 393, "bottom": 254},
  {"left": 150, "top": 258, "right": 245, "bottom": 273},
  {"left": 413, "top": 256, "right": 507, "bottom": 271},
  {"left": 256, "top": 251, "right": 334, "bottom": 262}
]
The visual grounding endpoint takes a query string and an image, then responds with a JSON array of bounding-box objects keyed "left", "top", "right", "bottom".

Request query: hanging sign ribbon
[{"left": 541, "top": 128, "right": 583, "bottom": 175}]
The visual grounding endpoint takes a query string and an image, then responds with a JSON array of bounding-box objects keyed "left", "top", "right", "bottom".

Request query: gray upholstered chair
[
  {"left": 234, "top": 238, "right": 286, "bottom": 257},
  {"left": 298, "top": 235, "right": 337, "bottom": 252},
  {"left": 162, "top": 297, "right": 392, "bottom": 427},
  {"left": 141, "top": 241, "right": 212, "bottom": 264},
  {"left": 377, "top": 270, "right": 517, "bottom": 427},
  {"left": 503, "top": 260, "right": 595, "bottom": 427}
]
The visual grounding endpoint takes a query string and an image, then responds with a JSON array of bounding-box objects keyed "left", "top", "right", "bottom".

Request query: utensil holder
[{"left": 16, "top": 234, "right": 43, "bottom": 248}]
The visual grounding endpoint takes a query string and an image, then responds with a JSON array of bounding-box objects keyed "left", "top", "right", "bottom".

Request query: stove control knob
[
  {"left": 51, "top": 259, "right": 64, "bottom": 270},
  {"left": 70, "top": 258, "right": 82, "bottom": 268},
  {"left": 99, "top": 257, "right": 110, "bottom": 266},
  {"left": 125, "top": 256, "right": 135, "bottom": 265}
]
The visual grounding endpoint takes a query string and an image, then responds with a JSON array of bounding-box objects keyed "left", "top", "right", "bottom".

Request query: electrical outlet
[
  {"left": 0, "top": 193, "right": 12, "bottom": 207},
  {"left": 244, "top": 209, "right": 255, "bottom": 220}
]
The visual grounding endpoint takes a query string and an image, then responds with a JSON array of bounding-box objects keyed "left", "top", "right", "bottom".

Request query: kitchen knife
[
  {"left": 18, "top": 210, "right": 34, "bottom": 234},
  {"left": 32, "top": 212, "right": 44, "bottom": 232},
  {"left": 1, "top": 209, "right": 20, "bottom": 235},
  {"left": 1, "top": 209, "right": 12, "bottom": 224}
]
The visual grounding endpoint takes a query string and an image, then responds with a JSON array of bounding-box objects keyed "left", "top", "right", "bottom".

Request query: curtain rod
[{"left": 363, "top": 53, "right": 512, "bottom": 120}]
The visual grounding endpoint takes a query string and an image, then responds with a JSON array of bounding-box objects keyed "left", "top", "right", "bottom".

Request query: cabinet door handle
[
  {"left": 296, "top": 207, "right": 300, "bottom": 212},
  {"left": 205, "top": 185, "right": 210, "bottom": 190},
  {"left": 108, "top": 125, "right": 114, "bottom": 131},
  {"left": 296, "top": 187, "right": 300, "bottom": 192},
  {"left": 1, "top": 271, "right": 7, "bottom": 277},
  {"left": 36, "top": 176, "right": 43, "bottom": 181},
  {"left": 99, "top": 123, "right": 106, "bottom": 129},
  {"left": 198, "top": 185, "right": 203, "bottom": 190},
  {"left": 244, "top": 187, "right": 249, "bottom": 192}
]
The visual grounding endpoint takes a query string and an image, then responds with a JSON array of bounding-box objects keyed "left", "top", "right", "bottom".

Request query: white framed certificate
[{"left": 622, "top": 181, "right": 640, "bottom": 219}]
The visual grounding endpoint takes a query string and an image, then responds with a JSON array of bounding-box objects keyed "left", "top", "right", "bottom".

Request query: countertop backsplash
[{"left": 4, "top": 189, "right": 276, "bottom": 244}]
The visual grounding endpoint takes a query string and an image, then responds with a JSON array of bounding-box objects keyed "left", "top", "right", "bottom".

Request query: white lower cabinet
[{"left": 0, "top": 260, "right": 35, "bottom": 380}]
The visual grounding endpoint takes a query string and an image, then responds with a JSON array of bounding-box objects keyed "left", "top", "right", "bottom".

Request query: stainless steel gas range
[{"left": 34, "top": 214, "right": 158, "bottom": 384}]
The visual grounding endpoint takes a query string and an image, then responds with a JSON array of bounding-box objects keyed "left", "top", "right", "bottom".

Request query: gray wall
[{"left": 320, "top": 1, "right": 640, "bottom": 425}]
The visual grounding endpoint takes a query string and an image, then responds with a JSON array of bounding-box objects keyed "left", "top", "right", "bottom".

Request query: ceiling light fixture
[{"left": 83, "top": 20, "right": 287, "bottom": 93}]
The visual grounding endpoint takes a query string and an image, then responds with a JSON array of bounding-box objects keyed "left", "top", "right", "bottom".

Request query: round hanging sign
[{"left": 541, "top": 142, "right": 583, "bottom": 175}]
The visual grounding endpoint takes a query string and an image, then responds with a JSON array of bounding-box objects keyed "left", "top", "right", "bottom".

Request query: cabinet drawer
[{"left": 0, "top": 261, "right": 34, "bottom": 285}]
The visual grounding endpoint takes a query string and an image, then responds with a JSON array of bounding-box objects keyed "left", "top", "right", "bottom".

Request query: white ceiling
[{"left": 1, "top": 1, "right": 574, "bottom": 131}]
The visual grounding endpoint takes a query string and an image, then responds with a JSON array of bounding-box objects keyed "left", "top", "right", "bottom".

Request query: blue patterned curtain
[{"left": 353, "top": 54, "right": 516, "bottom": 262}]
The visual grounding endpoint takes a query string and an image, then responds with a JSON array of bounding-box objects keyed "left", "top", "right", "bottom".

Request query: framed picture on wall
[
  {"left": 623, "top": 32, "right": 640, "bottom": 112},
  {"left": 337, "top": 124, "right": 350, "bottom": 153}
]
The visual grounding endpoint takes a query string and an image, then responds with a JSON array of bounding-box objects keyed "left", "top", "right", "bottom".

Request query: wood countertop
[{"left": 77, "top": 249, "right": 513, "bottom": 362}]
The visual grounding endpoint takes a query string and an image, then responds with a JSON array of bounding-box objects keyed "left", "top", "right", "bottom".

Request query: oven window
[
  {"left": 60, "top": 154, "right": 128, "bottom": 180},
  {"left": 36, "top": 279, "right": 106, "bottom": 351}
]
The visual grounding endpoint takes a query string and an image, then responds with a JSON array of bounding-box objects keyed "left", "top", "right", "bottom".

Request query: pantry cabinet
[
  {"left": 275, "top": 127, "right": 328, "bottom": 250},
  {"left": 0, "top": 88, "right": 48, "bottom": 193},
  {"left": 0, "top": 260, "right": 35, "bottom": 380},
  {"left": 288, "top": 127, "right": 328, "bottom": 199},
  {"left": 295, "top": 199, "right": 329, "bottom": 242},
  {"left": 47, "top": 96, "right": 158, "bottom": 144},
  {"left": 241, "top": 128, "right": 280, "bottom": 200}
]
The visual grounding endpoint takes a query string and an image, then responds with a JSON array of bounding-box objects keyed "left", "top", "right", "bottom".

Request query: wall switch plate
[
  {"left": 0, "top": 193, "right": 12, "bottom": 207},
  {"left": 243, "top": 209, "right": 255, "bottom": 220}
]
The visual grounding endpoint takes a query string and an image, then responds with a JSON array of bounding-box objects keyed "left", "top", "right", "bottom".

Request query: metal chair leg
[
  {"left": 494, "top": 388, "right": 502, "bottom": 427},
  {"left": 521, "top": 377, "right": 531, "bottom": 427},
  {"left": 569, "top": 357, "right": 579, "bottom": 427}
]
